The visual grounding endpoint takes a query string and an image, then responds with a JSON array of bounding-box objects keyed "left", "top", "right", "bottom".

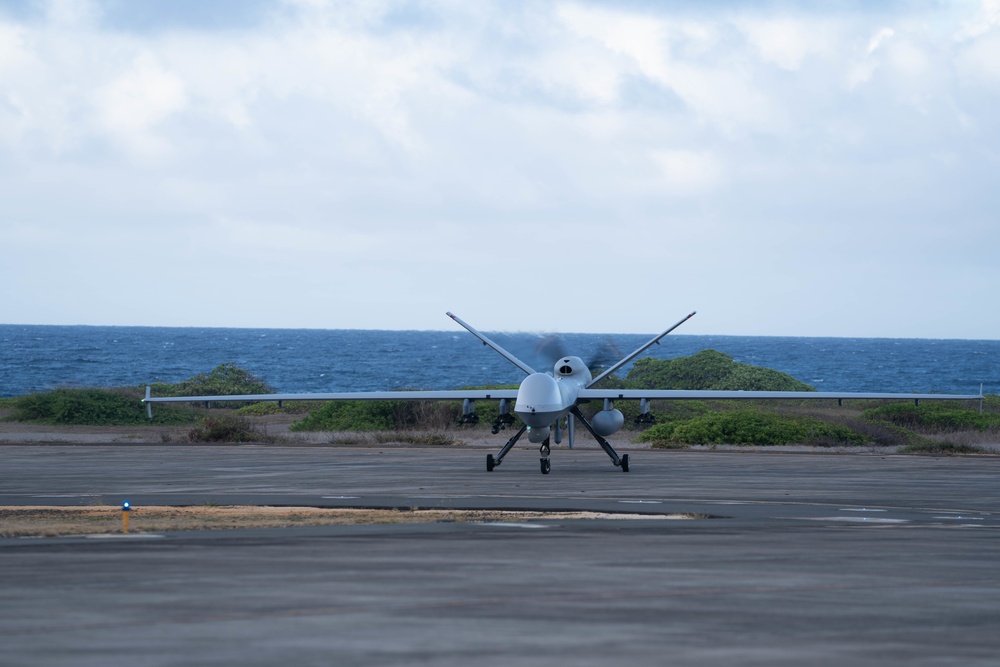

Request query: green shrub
[
  {"left": 8, "top": 389, "right": 198, "bottom": 425},
  {"left": 234, "top": 402, "right": 284, "bottom": 416},
  {"left": 626, "top": 351, "right": 815, "bottom": 392},
  {"left": 188, "top": 415, "right": 264, "bottom": 442},
  {"left": 292, "top": 400, "right": 400, "bottom": 431},
  {"left": 863, "top": 403, "right": 1000, "bottom": 433},
  {"left": 148, "top": 363, "right": 275, "bottom": 398},
  {"left": 290, "top": 385, "right": 522, "bottom": 432},
  {"left": 235, "top": 400, "right": 316, "bottom": 416},
  {"left": 638, "top": 410, "right": 865, "bottom": 447}
]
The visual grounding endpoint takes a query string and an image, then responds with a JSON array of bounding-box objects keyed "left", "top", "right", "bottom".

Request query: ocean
[{"left": 0, "top": 324, "right": 996, "bottom": 398}]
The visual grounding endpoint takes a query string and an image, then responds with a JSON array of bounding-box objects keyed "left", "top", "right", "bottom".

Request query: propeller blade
[{"left": 535, "top": 334, "right": 569, "bottom": 368}]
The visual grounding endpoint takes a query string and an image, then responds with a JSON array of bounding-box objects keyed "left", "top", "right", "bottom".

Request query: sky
[{"left": 1, "top": 0, "right": 998, "bottom": 338}]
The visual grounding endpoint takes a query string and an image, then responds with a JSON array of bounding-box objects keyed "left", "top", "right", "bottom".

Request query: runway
[{"left": 2, "top": 444, "right": 999, "bottom": 665}]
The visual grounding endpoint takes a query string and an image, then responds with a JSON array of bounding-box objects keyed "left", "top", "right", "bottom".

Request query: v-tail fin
[
  {"left": 586, "top": 311, "right": 696, "bottom": 388},
  {"left": 447, "top": 312, "right": 536, "bottom": 375}
]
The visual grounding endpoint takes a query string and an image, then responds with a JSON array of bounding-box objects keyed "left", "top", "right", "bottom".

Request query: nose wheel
[{"left": 540, "top": 458, "right": 550, "bottom": 474}]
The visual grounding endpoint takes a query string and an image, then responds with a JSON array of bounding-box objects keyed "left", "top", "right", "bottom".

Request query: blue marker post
[{"left": 122, "top": 500, "right": 131, "bottom": 534}]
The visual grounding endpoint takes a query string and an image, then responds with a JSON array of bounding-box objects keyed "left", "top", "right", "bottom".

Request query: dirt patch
[
  {"left": 0, "top": 506, "right": 692, "bottom": 538},
  {"left": 0, "top": 414, "right": 649, "bottom": 449}
]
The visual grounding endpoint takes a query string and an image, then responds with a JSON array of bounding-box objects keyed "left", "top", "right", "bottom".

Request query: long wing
[
  {"left": 141, "top": 387, "right": 519, "bottom": 419},
  {"left": 143, "top": 388, "right": 518, "bottom": 405},
  {"left": 578, "top": 389, "right": 983, "bottom": 402}
]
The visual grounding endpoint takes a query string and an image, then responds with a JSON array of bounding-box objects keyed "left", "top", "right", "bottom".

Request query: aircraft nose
[{"left": 514, "top": 373, "right": 563, "bottom": 428}]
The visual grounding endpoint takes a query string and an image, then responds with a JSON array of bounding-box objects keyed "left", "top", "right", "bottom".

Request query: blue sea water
[{"left": 0, "top": 324, "right": 996, "bottom": 397}]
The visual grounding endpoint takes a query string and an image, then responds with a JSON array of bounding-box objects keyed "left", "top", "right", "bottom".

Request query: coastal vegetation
[
  {"left": 862, "top": 401, "right": 1000, "bottom": 432},
  {"left": 187, "top": 415, "right": 269, "bottom": 443},
  {"left": 636, "top": 410, "right": 864, "bottom": 447},
  {"left": 3, "top": 388, "right": 199, "bottom": 425},
  {"left": 2, "top": 357, "right": 997, "bottom": 452},
  {"left": 624, "top": 350, "right": 815, "bottom": 392},
  {"left": 0, "top": 363, "right": 270, "bottom": 428},
  {"left": 289, "top": 387, "right": 516, "bottom": 433},
  {"left": 146, "top": 362, "right": 274, "bottom": 397}
]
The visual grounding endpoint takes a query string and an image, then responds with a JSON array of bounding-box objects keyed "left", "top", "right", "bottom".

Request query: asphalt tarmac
[{"left": 2, "top": 444, "right": 999, "bottom": 666}]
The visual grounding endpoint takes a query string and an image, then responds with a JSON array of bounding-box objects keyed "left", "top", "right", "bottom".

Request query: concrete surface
[{"left": 2, "top": 445, "right": 999, "bottom": 666}]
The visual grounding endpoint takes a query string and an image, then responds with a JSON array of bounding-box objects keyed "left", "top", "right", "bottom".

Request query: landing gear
[
  {"left": 570, "top": 406, "right": 630, "bottom": 472},
  {"left": 485, "top": 426, "right": 555, "bottom": 475},
  {"left": 485, "top": 424, "right": 528, "bottom": 472},
  {"left": 486, "top": 411, "right": 631, "bottom": 474}
]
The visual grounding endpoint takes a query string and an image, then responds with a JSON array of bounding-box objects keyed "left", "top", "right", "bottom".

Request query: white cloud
[
  {"left": 0, "top": 21, "right": 29, "bottom": 72},
  {"left": 954, "top": 25, "right": 1000, "bottom": 89},
  {"left": 558, "top": 3, "right": 671, "bottom": 85},
  {"left": 741, "top": 17, "right": 831, "bottom": 70},
  {"left": 955, "top": 0, "right": 1000, "bottom": 40},
  {"left": 556, "top": 3, "right": 781, "bottom": 136},
  {"left": 867, "top": 26, "right": 896, "bottom": 55},
  {"left": 0, "top": 0, "right": 998, "bottom": 337},
  {"left": 650, "top": 150, "right": 724, "bottom": 196},
  {"left": 93, "top": 52, "right": 187, "bottom": 157},
  {"left": 43, "top": 0, "right": 100, "bottom": 26}
]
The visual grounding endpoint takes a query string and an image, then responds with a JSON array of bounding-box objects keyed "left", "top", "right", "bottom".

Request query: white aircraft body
[{"left": 144, "top": 311, "right": 983, "bottom": 474}]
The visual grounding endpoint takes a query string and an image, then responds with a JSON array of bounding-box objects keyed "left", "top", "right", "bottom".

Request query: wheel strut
[
  {"left": 485, "top": 423, "right": 528, "bottom": 471},
  {"left": 570, "top": 406, "right": 630, "bottom": 472}
]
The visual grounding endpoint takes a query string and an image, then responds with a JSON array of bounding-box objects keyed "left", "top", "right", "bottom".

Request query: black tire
[
  {"left": 620, "top": 454, "right": 630, "bottom": 472},
  {"left": 487, "top": 454, "right": 496, "bottom": 472},
  {"left": 540, "top": 458, "right": 550, "bottom": 475}
]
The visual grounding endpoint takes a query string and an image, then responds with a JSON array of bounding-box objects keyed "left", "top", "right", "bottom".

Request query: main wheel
[
  {"left": 487, "top": 454, "right": 496, "bottom": 472},
  {"left": 540, "top": 458, "right": 550, "bottom": 475},
  {"left": 620, "top": 454, "right": 630, "bottom": 472}
]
